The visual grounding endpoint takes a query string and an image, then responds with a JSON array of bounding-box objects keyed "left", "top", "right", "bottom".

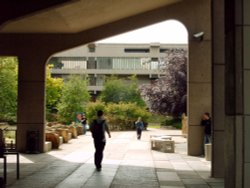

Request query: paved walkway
[{"left": 3, "top": 129, "right": 224, "bottom": 188}]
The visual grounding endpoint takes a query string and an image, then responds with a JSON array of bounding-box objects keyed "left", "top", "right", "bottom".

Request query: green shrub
[
  {"left": 148, "top": 114, "right": 166, "bottom": 124},
  {"left": 46, "top": 111, "right": 58, "bottom": 122},
  {"left": 86, "top": 101, "right": 106, "bottom": 124},
  {"left": 161, "top": 116, "right": 182, "bottom": 129},
  {"left": 172, "top": 120, "right": 182, "bottom": 129},
  {"left": 106, "top": 102, "right": 150, "bottom": 130},
  {"left": 0, "top": 114, "right": 16, "bottom": 125},
  {"left": 86, "top": 102, "right": 150, "bottom": 131}
]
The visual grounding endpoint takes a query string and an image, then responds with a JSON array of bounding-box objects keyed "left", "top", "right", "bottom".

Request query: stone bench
[
  {"left": 150, "top": 135, "right": 172, "bottom": 140},
  {"left": 150, "top": 136, "right": 175, "bottom": 153},
  {"left": 56, "top": 129, "right": 69, "bottom": 143},
  {"left": 45, "top": 132, "right": 60, "bottom": 149}
]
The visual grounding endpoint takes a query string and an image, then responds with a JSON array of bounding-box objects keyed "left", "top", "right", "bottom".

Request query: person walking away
[
  {"left": 90, "top": 110, "right": 111, "bottom": 171},
  {"left": 135, "top": 117, "right": 144, "bottom": 140},
  {"left": 201, "top": 112, "right": 212, "bottom": 154}
]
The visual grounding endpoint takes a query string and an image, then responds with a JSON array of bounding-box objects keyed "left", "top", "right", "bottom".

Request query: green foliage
[
  {"left": 48, "top": 57, "right": 63, "bottom": 69},
  {"left": 90, "top": 75, "right": 148, "bottom": 130},
  {"left": 86, "top": 101, "right": 150, "bottom": 131},
  {"left": 161, "top": 116, "right": 182, "bottom": 129},
  {"left": 99, "top": 77, "right": 123, "bottom": 103},
  {"left": 126, "top": 75, "right": 146, "bottom": 106},
  {"left": 106, "top": 102, "right": 150, "bottom": 130},
  {"left": 46, "top": 65, "right": 63, "bottom": 121},
  {"left": 140, "top": 49, "right": 187, "bottom": 117},
  {"left": 148, "top": 113, "right": 167, "bottom": 124},
  {"left": 57, "top": 75, "right": 90, "bottom": 124},
  {"left": 0, "top": 57, "right": 18, "bottom": 123},
  {"left": 100, "top": 75, "right": 145, "bottom": 106},
  {"left": 172, "top": 121, "right": 182, "bottom": 129},
  {"left": 85, "top": 100, "right": 106, "bottom": 124}
]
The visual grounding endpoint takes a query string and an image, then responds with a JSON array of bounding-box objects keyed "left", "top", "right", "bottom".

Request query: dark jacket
[
  {"left": 135, "top": 121, "right": 144, "bottom": 130},
  {"left": 90, "top": 118, "right": 110, "bottom": 141},
  {"left": 201, "top": 118, "right": 211, "bottom": 135}
]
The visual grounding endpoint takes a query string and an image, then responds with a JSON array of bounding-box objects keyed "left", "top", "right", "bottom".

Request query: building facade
[{"left": 50, "top": 43, "right": 187, "bottom": 95}]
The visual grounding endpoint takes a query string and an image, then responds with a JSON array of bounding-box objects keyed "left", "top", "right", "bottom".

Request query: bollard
[{"left": 205, "top": 143, "right": 212, "bottom": 161}]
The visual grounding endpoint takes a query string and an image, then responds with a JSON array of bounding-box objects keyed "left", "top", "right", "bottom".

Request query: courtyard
[{"left": 2, "top": 128, "right": 223, "bottom": 188}]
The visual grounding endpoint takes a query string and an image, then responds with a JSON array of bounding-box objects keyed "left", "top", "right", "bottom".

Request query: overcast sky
[{"left": 97, "top": 20, "right": 188, "bottom": 44}]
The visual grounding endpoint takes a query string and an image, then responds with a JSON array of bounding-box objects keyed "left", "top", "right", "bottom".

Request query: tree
[
  {"left": 140, "top": 49, "right": 187, "bottom": 117},
  {"left": 0, "top": 57, "right": 18, "bottom": 122},
  {"left": 48, "top": 57, "right": 63, "bottom": 69},
  {"left": 45, "top": 65, "right": 63, "bottom": 120},
  {"left": 100, "top": 75, "right": 145, "bottom": 106},
  {"left": 57, "top": 75, "right": 90, "bottom": 124},
  {"left": 126, "top": 75, "right": 146, "bottom": 107}
]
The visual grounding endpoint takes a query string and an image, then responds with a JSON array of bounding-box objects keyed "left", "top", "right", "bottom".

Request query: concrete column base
[
  {"left": 188, "top": 125, "right": 204, "bottom": 156},
  {"left": 205, "top": 143, "right": 212, "bottom": 161},
  {"left": 17, "top": 124, "right": 45, "bottom": 153}
]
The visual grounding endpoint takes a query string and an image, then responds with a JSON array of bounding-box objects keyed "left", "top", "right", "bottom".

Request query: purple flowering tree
[{"left": 140, "top": 48, "right": 187, "bottom": 118}]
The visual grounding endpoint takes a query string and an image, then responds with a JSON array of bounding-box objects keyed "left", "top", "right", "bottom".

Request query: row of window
[{"left": 54, "top": 57, "right": 162, "bottom": 70}]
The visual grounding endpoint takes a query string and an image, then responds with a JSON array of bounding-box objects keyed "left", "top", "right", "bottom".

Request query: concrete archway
[{"left": 0, "top": 0, "right": 221, "bottom": 178}]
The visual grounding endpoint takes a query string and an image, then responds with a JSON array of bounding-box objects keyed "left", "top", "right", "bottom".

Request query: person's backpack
[{"left": 91, "top": 119, "right": 105, "bottom": 139}]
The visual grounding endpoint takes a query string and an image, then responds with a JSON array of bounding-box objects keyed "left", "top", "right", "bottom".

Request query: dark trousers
[
  {"left": 136, "top": 128, "right": 142, "bottom": 139},
  {"left": 94, "top": 139, "right": 106, "bottom": 169},
  {"left": 82, "top": 124, "right": 86, "bottom": 134}
]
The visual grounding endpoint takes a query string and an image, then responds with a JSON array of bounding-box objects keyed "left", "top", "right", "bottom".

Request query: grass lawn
[{"left": 147, "top": 123, "right": 161, "bottom": 129}]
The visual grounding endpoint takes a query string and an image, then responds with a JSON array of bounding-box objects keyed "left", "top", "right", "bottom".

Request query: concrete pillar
[
  {"left": 162, "top": 0, "right": 213, "bottom": 157},
  {"left": 16, "top": 54, "right": 47, "bottom": 153},
  {"left": 188, "top": 39, "right": 212, "bottom": 156},
  {"left": 242, "top": 0, "right": 250, "bottom": 186},
  {"left": 239, "top": 0, "right": 250, "bottom": 187},
  {"left": 211, "top": 0, "right": 225, "bottom": 178},
  {"left": 187, "top": 5, "right": 212, "bottom": 155},
  {"left": 223, "top": 0, "right": 250, "bottom": 187}
]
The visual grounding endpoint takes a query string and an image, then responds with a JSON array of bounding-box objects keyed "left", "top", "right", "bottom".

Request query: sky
[{"left": 97, "top": 20, "right": 188, "bottom": 44}]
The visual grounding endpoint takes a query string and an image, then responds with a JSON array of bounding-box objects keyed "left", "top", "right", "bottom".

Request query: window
[{"left": 124, "top": 48, "right": 149, "bottom": 53}]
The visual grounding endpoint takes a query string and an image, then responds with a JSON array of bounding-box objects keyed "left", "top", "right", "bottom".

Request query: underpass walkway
[{"left": 4, "top": 128, "right": 224, "bottom": 188}]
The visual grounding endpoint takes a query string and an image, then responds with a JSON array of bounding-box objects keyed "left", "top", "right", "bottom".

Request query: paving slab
[{"left": 2, "top": 129, "right": 224, "bottom": 188}]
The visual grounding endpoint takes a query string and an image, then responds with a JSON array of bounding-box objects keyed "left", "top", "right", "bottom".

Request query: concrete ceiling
[{"left": 0, "top": 0, "right": 181, "bottom": 33}]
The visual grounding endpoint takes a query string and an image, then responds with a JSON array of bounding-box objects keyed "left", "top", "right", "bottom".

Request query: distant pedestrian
[
  {"left": 201, "top": 112, "right": 212, "bottom": 156},
  {"left": 201, "top": 112, "right": 212, "bottom": 144},
  {"left": 90, "top": 110, "right": 111, "bottom": 171},
  {"left": 135, "top": 117, "right": 144, "bottom": 140},
  {"left": 81, "top": 114, "right": 87, "bottom": 134}
]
